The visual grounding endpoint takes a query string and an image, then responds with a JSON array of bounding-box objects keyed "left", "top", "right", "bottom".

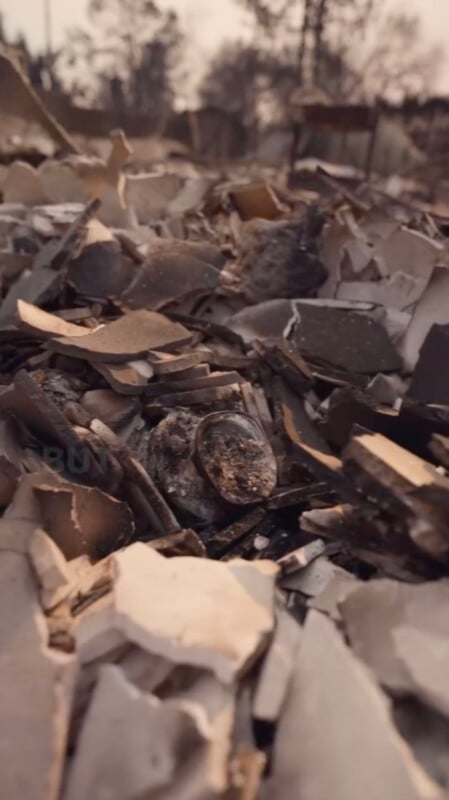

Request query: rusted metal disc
[{"left": 195, "top": 411, "right": 277, "bottom": 505}]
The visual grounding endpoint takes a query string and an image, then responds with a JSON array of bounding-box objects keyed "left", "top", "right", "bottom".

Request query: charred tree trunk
[
  {"left": 298, "top": 0, "right": 313, "bottom": 85},
  {"left": 312, "top": 0, "right": 329, "bottom": 87}
]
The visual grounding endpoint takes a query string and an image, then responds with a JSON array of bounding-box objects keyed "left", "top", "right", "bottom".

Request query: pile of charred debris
[{"left": 3, "top": 99, "right": 449, "bottom": 800}]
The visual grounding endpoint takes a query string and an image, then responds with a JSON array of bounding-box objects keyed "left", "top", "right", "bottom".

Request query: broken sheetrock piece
[
  {"left": 144, "top": 370, "right": 242, "bottom": 398},
  {"left": 2, "top": 160, "right": 48, "bottom": 206},
  {"left": 262, "top": 611, "right": 441, "bottom": 800},
  {"left": 294, "top": 298, "right": 375, "bottom": 310},
  {"left": 281, "top": 556, "right": 348, "bottom": 598},
  {"left": 228, "top": 299, "right": 299, "bottom": 343},
  {"left": 125, "top": 171, "right": 182, "bottom": 222},
  {"left": 293, "top": 302, "right": 402, "bottom": 374},
  {"left": 129, "top": 359, "right": 155, "bottom": 379},
  {"left": 340, "top": 578, "right": 449, "bottom": 694},
  {"left": 371, "top": 307, "right": 412, "bottom": 345},
  {"left": 94, "top": 362, "right": 150, "bottom": 395},
  {"left": 49, "top": 309, "right": 192, "bottom": 363},
  {"left": 148, "top": 349, "right": 205, "bottom": 375},
  {"left": 361, "top": 210, "right": 401, "bottom": 246},
  {"left": 3, "top": 472, "right": 43, "bottom": 528},
  {"left": 168, "top": 176, "right": 213, "bottom": 215},
  {"left": 31, "top": 472, "right": 135, "bottom": 561},
  {"left": 0, "top": 519, "right": 76, "bottom": 800},
  {"left": 400, "top": 268, "right": 449, "bottom": 371},
  {"left": 75, "top": 543, "right": 278, "bottom": 683},
  {"left": 309, "top": 567, "right": 359, "bottom": 621},
  {"left": 379, "top": 226, "right": 444, "bottom": 281},
  {"left": 118, "top": 647, "right": 174, "bottom": 695},
  {"left": 170, "top": 671, "right": 235, "bottom": 795},
  {"left": 0, "top": 266, "right": 62, "bottom": 327},
  {"left": 253, "top": 607, "right": 301, "bottom": 723},
  {"left": 336, "top": 272, "right": 428, "bottom": 312},
  {"left": 16, "top": 299, "right": 93, "bottom": 339},
  {"left": 119, "top": 242, "right": 221, "bottom": 312},
  {"left": 394, "top": 627, "right": 449, "bottom": 718},
  {"left": 30, "top": 202, "right": 86, "bottom": 228},
  {"left": 230, "top": 182, "right": 283, "bottom": 221},
  {"left": 67, "top": 241, "right": 134, "bottom": 303},
  {"left": 39, "top": 160, "right": 86, "bottom": 205},
  {"left": 63, "top": 664, "right": 226, "bottom": 800},
  {"left": 318, "top": 217, "right": 348, "bottom": 297},
  {"left": 53, "top": 307, "right": 98, "bottom": 323},
  {"left": 344, "top": 234, "right": 376, "bottom": 275},
  {"left": 29, "top": 528, "right": 74, "bottom": 611}
]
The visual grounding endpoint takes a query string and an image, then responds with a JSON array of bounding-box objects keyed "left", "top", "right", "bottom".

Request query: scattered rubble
[
  {"left": 2, "top": 81, "right": 449, "bottom": 800},
  {"left": 262, "top": 612, "right": 442, "bottom": 800}
]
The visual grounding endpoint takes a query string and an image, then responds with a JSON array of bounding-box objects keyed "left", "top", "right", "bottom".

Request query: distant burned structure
[
  {"left": 164, "top": 108, "right": 248, "bottom": 160},
  {"left": 0, "top": 47, "right": 248, "bottom": 163},
  {"left": 257, "top": 97, "right": 449, "bottom": 178},
  {"left": 35, "top": 91, "right": 249, "bottom": 161},
  {"left": 0, "top": 41, "right": 447, "bottom": 173},
  {"left": 382, "top": 97, "right": 449, "bottom": 163}
]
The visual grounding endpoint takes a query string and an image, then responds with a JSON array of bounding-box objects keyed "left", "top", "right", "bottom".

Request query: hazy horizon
[{"left": 1, "top": 0, "right": 448, "bottom": 94}]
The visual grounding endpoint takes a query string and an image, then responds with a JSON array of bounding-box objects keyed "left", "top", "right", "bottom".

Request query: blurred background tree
[
  {"left": 0, "top": 0, "right": 442, "bottom": 144},
  {"left": 59, "top": 0, "right": 182, "bottom": 119},
  {"left": 0, "top": 10, "right": 61, "bottom": 91},
  {"left": 200, "top": 0, "right": 442, "bottom": 134}
]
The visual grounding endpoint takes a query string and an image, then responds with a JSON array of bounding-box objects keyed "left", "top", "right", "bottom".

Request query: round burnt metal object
[{"left": 195, "top": 411, "right": 277, "bottom": 505}]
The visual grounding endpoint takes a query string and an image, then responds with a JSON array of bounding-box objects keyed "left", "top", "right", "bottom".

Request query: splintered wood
[{"left": 2, "top": 81, "right": 449, "bottom": 799}]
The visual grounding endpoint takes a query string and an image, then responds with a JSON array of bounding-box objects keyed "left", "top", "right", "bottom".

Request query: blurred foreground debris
[{"left": 2, "top": 80, "right": 449, "bottom": 800}]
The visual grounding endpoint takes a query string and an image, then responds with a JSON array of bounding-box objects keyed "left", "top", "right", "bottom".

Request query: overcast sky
[{"left": 1, "top": 0, "right": 448, "bottom": 92}]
